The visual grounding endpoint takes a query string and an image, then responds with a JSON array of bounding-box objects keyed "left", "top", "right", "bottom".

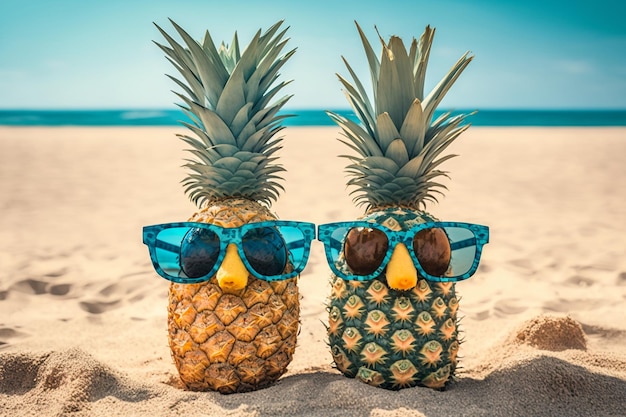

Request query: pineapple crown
[
  {"left": 154, "top": 20, "right": 295, "bottom": 207},
  {"left": 327, "top": 22, "right": 474, "bottom": 210}
]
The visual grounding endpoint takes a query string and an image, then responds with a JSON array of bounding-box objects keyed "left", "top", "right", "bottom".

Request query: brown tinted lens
[
  {"left": 413, "top": 228, "right": 451, "bottom": 277},
  {"left": 344, "top": 227, "right": 388, "bottom": 275}
]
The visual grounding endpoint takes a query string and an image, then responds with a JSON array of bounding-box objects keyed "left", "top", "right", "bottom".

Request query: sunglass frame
[
  {"left": 317, "top": 221, "right": 489, "bottom": 283},
  {"left": 143, "top": 221, "right": 316, "bottom": 283}
]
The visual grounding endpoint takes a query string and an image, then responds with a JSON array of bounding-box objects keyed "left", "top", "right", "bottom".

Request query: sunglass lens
[
  {"left": 413, "top": 227, "right": 451, "bottom": 277},
  {"left": 242, "top": 226, "right": 287, "bottom": 277},
  {"left": 344, "top": 227, "right": 388, "bottom": 275},
  {"left": 444, "top": 226, "right": 479, "bottom": 278},
  {"left": 180, "top": 227, "right": 221, "bottom": 278}
]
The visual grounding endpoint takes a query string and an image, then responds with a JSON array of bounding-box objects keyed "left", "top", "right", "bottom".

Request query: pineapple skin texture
[
  {"left": 167, "top": 198, "right": 300, "bottom": 393},
  {"left": 327, "top": 207, "right": 459, "bottom": 390}
]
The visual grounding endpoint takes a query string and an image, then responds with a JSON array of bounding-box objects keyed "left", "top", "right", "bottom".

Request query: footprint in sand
[
  {"left": 469, "top": 310, "right": 491, "bottom": 321},
  {"left": 579, "top": 322, "right": 626, "bottom": 346},
  {"left": 0, "top": 327, "right": 28, "bottom": 348},
  {"left": 79, "top": 300, "right": 122, "bottom": 315},
  {"left": 8, "top": 279, "right": 72, "bottom": 297},
  {"left": 493, "top": 298, "right": 528, "bottom": 317},
  {"left": 9, "top": 279, "right": 48, "bottom": 295},
  {"left": 564, "top": 275, "right": 595, "bottom": 287},
  {"left": 74, "top": 274, "right": 154, "bottom": 315},
  {"left": 49, "top": 284, "right": 71, "bottom": 296},
  {"left": 508, "top": 258, "right": 534, "bottom": 271},
  {"left": 464, "top": 298, "right": 494, "bottom": 320},
  {"left": 542, "top": 298, "right": 606, "bottom": 313}
]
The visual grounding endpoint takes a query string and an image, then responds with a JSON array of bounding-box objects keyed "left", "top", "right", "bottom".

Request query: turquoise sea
[{"left": 0, "top": 109, "right": 625, "bottom": 127}]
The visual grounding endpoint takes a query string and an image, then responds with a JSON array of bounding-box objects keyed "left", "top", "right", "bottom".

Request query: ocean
[{"left": 0, "top": 109, "right": 625, "bottom": 127}]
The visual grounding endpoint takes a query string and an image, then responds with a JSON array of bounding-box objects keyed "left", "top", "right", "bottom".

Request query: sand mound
[
  {"left": 0, "top": 348, "right": 152, "bottom": 415},
  {"left": 463, "top": 354, "right": 626, "bottom": 416},
  {"left": 2, "top": 346, "right": 626, "bottom": 417},
  {"left": 514, "top": 314, "right": 587, "bottom": 351}
]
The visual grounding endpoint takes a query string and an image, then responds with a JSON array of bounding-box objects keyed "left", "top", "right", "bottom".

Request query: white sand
[{"left": 0, "top": 126, "right": 625, "bottom": 416}]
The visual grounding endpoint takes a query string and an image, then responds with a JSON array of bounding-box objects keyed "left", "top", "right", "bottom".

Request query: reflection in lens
[
  {"left": 413, "top": 228, "right": 451, "bottom": 277},
  {"left": 243, "top": 227, "right": 287, "bottom": 276},
  {"left": 180, "top": 228, "right": 220, "bottom": 278},
  {"left": 344, "top": 227, "right": 388, "bottom": 275}
]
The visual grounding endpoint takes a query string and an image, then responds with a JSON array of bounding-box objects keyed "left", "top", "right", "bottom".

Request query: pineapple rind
[
  {"left": 168, "top": 198, "right": 300, "bottom": 393},
  {"left": 327, "top": 208, "right": 459, "bottom": 390}
]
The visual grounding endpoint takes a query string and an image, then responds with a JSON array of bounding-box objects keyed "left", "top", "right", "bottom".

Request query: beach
[{"left": 0, "top": 126, "right": 625, "bottom": 416}]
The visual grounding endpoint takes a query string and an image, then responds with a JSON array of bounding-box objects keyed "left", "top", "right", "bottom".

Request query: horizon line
[{"left": 1, "top": 107, "right": 626, "bottom": 112}]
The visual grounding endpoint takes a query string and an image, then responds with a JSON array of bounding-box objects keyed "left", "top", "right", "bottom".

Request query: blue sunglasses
[
  {"left": 143, "top": 221, "right": 316, "bottom": 283},
  {"left": 317, "top": 221, "right": 489, "bottom": 283}
]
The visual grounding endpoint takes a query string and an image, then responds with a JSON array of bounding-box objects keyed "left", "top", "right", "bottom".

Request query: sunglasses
[
  {"left": 317, "top": 221, "right": 489, "bottom": 283},
  {"left": 143, "top": 221, "right": 316, "bottom": 283}
]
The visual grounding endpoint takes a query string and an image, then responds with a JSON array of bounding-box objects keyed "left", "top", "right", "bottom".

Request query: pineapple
[
  {"left": 153, "top": 20, "right": 299, "bottom": 393},
  {"left": 325, "top": 23, "right": 475, "bottom": 390}
]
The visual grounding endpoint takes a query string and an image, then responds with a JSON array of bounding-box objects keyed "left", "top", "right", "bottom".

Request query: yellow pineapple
[
  {"left": 320, "top": 23, "right": 489, "bottom": 390},
  {"left": 145, "top": 20, "right": 314, "bottom": 393}
]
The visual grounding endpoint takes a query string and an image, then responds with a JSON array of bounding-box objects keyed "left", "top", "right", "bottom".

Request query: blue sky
[{"left": 1, "top": 0, "right": 625, "bottom": 110}]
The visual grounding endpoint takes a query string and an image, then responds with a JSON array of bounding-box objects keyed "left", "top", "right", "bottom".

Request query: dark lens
[
  {"left": 242, "top": 227, "right": 287, "bottom": 276},
  {"left": 180, "top": 227, "right": 220, "bottom": 278},
  {"left": 344, "top": 227, "right": 388, "bottom": 275},
  {"left": 413, "top": 228, "right": 451, "bottom": 277}
]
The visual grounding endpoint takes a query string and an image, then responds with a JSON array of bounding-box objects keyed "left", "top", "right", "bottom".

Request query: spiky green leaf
[
  {"left": 375, "top": 112, "right": 400, "bottom": 154},
  {"left": 156, "top": 20, "right": 294, "bottom": 207},
  {"left": 385, "top": 138, "right": 409, "bottom": 166},
  {"left": 329, "top": 22, "right": 474, "bottom": 210},
  {"left": 355, "top": 22, "right": 380, "bottom": 96},
  {"left": 399, "top": 99, "right": 426, "bottom": 156}
]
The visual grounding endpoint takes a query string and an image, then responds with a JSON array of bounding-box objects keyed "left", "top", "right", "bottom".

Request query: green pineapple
[
  {"left": 153, "top": 20, "right": 299, "bottom": 393},
  {"left": 325, "top": 22, "right": 474, "bottom": 390}
]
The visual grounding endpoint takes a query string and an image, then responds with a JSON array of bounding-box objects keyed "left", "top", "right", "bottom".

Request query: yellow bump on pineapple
[
  {"left": 217, "top": 244, "right": 249, "bottom": 292},
  {"left": 386, "top": 244, "right": 417, "bottom": 291}
]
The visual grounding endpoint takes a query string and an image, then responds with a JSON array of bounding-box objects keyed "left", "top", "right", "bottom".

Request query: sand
[{"left": 0, "top": 126, "right": 625, "bottom": 416}]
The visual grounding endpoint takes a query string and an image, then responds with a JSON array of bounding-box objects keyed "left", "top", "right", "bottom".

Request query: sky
[{"left": 1, "top": 0, "right": 625, "bottom": 110}]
